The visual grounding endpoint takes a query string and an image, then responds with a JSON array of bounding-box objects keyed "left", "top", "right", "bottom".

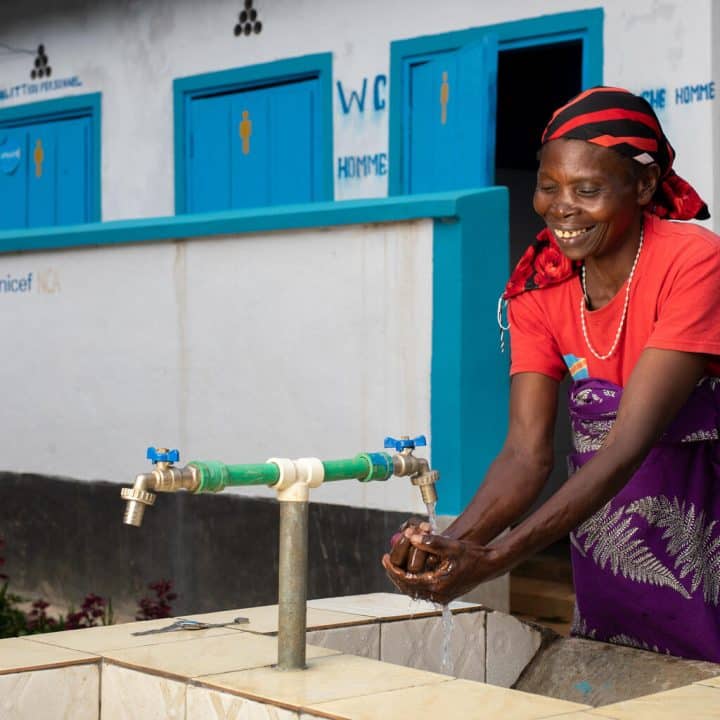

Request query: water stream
[
  {"left": 440, "top": 603, "right": 454, "bottom": 674},
  {"left": 425, "top": 501, "right": 438, "bottom": 532},
  {"left": 425, "top": 501, "right": 454, "bottom": 674}
]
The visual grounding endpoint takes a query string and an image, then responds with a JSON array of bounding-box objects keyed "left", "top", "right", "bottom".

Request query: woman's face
[{"left": 533, "top": 138, "right": 648, "bottom": 263}]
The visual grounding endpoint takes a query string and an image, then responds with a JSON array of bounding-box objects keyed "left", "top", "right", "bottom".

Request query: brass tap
[
  {"left": 411, "top": 469, "right": 439, "bottom": 506},
  {"left": 121, "top": 447, "right": 200, "bottom": 527},
  {"left": 384, "top": 435, "right": 440, "bottom": 507}
]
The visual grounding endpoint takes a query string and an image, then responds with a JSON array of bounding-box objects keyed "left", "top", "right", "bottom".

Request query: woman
[{"left": 384, "top": 87, "right": 720, "bottom": 662}]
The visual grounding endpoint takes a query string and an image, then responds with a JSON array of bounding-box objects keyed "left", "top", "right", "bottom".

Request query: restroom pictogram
[
  {"left": 440, "top": 71, "right": 449, "bottom": 125},
  {"left": 239, "top": 110, "right": 252, "bottom": 154},
  {"left": 33, "top": 139, "right": 44, "bottom": 178}
]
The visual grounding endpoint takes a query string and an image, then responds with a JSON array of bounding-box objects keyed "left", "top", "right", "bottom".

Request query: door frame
[
  {"left": 173, "top": 53, "right": 334, "bottom": 214},
  {"left": 0, "top": 92, "right": 102, "bottom": 223},
  {"left": 388, "top": 8, "right": 604, "bottom": 195}
]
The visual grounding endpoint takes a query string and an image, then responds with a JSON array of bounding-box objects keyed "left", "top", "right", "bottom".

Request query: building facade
[{"left": 0, "top": 0, "right": 717, "bottom": 613}]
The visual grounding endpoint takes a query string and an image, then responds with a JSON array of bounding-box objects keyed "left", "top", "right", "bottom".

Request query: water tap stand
[{"left": 121, "top": 440, "right": 439, "bottom": 671}]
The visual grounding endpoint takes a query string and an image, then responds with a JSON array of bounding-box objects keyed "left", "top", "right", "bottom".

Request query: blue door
[
  {"left": 405, "top": 37, "right": 498, "bottom": 193},
  {"left": 0, "top": 116, "right": 91, "bottom": 229},
  {"left": 0, "top": 130, "right": 28, "bottom": 230},
  {"left": 267, "top": 81, "right": 321, "bottom": 205},
  {"left": 188, "top": 95, "right": 232, "bottom": 213},
  {"left": 187, "top": 78, "right": 322, "bottom": 213},
  {"left": 230, "top": 87, "right": 270, "bottom": 209},
  {"left": 55, "top": 117, "right": 90, "bottom": 226}
]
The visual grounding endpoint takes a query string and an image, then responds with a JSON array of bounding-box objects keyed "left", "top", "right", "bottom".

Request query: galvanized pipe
[{"left": 277, "top": 500, "right": 309, "bottom": 670}]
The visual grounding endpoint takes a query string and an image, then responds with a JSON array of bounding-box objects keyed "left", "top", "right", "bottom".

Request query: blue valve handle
[
  {"left": 383, "top": 435, "right": 427, "bottom": 452},
  {"left": 146, "top": 447, "right": 180, "bottom": 464}
]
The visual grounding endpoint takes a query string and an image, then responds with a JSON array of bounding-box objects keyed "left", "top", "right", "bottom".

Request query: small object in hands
[
  {"left": 407, "top": 545, "right": 428, "bottom": 573},
  {"left": 131, "top": 616, "right": 249, "bottom": 636},
  {"left": 389, "top": 518, "right": 436, "bottom": 574},
  {"left": 388, "top": 516, "right": 424, "bottom": 567},
  {"left": 389, "top": 533, "right": 411, "bottom": 566}
]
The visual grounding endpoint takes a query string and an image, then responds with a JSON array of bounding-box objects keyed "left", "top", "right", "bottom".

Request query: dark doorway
[
  {"left": 495, "top": 40, "right": 582, "bottom": 264},
  {"left": 495, "top": 40, "right": 582, "bottom": 512}
]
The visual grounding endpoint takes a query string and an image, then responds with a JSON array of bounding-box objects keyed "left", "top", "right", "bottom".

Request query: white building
[{"left": 0, "top": 0, "right": 716, "bottom": 614}]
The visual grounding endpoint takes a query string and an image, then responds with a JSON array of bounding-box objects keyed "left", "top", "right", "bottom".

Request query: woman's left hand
[{"left": 382, "top": 532, "right": 504, "bottom": 606}]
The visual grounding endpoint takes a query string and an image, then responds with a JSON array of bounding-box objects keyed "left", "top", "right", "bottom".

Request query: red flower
[
  {"left": 504, "top": 228, "right": 579, "bottom": 299},
  {"left": 532, "top": 242, "right": 573, "bottom": 286}
]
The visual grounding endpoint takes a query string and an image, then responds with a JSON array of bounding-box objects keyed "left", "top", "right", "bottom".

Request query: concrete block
[
  {"left": 485, "top": 610, "right": 543, "bottom": 688},
  {"left": 187, "top": 685, "right": 300, "bottom": 719},
  {"left": 380, "top": 609, "right": 486, "bottom": 680},
  {"left": 0, "top": 664, "right": 99, "bottom": 720},
  {"left": 306, "top": 623, "right": 380, "bottom": 660}
]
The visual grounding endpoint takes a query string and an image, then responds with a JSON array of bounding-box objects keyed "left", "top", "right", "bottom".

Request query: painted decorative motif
[
  {"left": 233, "top": 0, "right": 262, "bottom": 36},
  {"left": 31, "top": 44, "right": 51, "bottom": 80},
  {"left": 571, "top": 501, "right": 692, "bottom": 599},
  {"left": 571, "top": 494, "right": 720, "bottom": 606},
  {"left": 629, "top": 496, "right": 720, "bottom": 605}
]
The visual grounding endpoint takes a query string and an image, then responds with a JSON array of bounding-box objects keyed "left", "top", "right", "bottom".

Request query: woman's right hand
[
  {"left": 388, "top": 518, "right": 437, "bottom": 573},
  {"left": 383, "top": 531, "right": 503, "bottom": 605}
]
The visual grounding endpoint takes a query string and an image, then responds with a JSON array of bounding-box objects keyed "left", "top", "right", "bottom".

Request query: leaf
[
  {"left": 575, "top": 502, "right": 690, "bottom": 599},
  {"left": 629, "top": 495, "right": 720, "bottom": 605}
]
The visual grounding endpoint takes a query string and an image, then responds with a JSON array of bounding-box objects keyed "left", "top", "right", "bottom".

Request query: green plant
[{"left": 0, "top": 582, "right": 28, "bottom": 638}]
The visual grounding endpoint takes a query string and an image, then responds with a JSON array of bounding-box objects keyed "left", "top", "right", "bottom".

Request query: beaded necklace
[{"left": 579, "top": 225, "right": 644, "bottom": 361}]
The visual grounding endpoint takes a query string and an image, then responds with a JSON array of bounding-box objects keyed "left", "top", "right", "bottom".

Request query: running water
[
  {"left": 422, "top": 502, "right": 453, "bottom": 673},
  {"left": 425, "top": 501, "right": 438, "bottom": 532},
  {"left": 440, "top": 603, "right": 454, "bottom": 674}
]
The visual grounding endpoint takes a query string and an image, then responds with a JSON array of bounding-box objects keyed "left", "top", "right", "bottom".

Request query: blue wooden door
[
  {"left": 187, "top": 78, "right": 321, "bottom": 212},
  {"left": 188, "top": 95, "right": 232, "bottom": 213},
  {"left": 55, "top": 117, "right": 90, "bottom": 226},
  {"left": 267, "top": 81, "right": 319, "bottom": 205},
  {"left": 28, "top": 121, "right": 56, "bottom": 228},
  {"left": 0, "top": 130, "right": 28, "bottom": 230},
  {"left": 27, "top": 117, "right": 91, "bottom": 228},
  {"left": 405, "top": 37, "right": 498, "bottom": 193},
  {"left": 0, "top": 116, "right": 91, "bottom": 229},
  {"left": 230, "top": 87, "right": 270, "bottom": 209}
]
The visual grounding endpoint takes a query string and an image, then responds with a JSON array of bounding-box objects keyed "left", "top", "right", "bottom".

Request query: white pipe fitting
[{"left": 267, "top": 457, "right": 325, "bottom": 502}]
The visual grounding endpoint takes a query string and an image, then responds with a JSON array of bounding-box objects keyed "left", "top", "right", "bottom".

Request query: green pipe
[
  {"left": 189, "top": 460, "right": 279, "bottom": 493},
  {"left": 323, "top": 452, "right": 393, "bottom": 482},
  {"left": 189, "top": 451, "right": 394, "bottom": 493}
]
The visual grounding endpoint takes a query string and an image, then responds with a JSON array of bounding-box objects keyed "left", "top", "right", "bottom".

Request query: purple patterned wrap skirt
[{"left": 568, "top": 377, "right": 720, "bottom": 662}]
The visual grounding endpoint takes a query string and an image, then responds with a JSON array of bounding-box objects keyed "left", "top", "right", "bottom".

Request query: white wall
[
  {"left": 0, "top": 0, "right": 715, "bottom": 226},
  {"left": 0, "top": 219, "right": 434, "bottom": 512}
]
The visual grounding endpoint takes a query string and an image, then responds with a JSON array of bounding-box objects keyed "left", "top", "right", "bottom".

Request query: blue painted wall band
[{"left": 0, "top": 189, "right": 479, "bottom": 253}]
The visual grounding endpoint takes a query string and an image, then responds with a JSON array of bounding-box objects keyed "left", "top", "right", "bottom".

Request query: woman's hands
[{"left": 383, "top": 524, "right": 504, "bottom": 606}]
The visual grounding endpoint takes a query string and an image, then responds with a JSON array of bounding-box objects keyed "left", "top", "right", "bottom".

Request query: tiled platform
[{"left": 0, "top": 593, "right": 718, "bottom": 719}]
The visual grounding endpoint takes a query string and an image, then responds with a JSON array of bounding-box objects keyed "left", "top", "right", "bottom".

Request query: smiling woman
[{"left": 383, "top": 87, "right": 720, "bottom": 664}]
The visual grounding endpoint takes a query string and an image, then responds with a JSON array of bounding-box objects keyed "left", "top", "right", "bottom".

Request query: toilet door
[
  {"left": 0, "top": 129, "right": 28, "bottom": 230},
  {"left": 405, "top": 36, "right": 498, "bottom": 193},
  {"left": 186, "top": 77, "right": 322, "bottom": 213}
]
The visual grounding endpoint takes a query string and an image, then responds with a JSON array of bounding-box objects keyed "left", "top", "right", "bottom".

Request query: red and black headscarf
[{"left": 503, "top": 86, "right": 709, "bottom": 300}]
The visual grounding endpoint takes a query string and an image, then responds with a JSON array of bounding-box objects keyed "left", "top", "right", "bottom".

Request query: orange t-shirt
[{"left": 508, "top": 214, "right": 720, "bottom": 385}]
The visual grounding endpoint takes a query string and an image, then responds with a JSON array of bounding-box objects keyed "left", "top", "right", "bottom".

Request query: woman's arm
[
  {"left": 442, "top": 371, "right": 560, "bottom": 544},
  {"left": 383, "top": 370, "right": 559, "bottom": 596},
  {"left": 385, "top": 348, "right": 707, "bottom": 604},
  {"left": 491, "top": 348, "right": 706, "bottom": 569}
]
